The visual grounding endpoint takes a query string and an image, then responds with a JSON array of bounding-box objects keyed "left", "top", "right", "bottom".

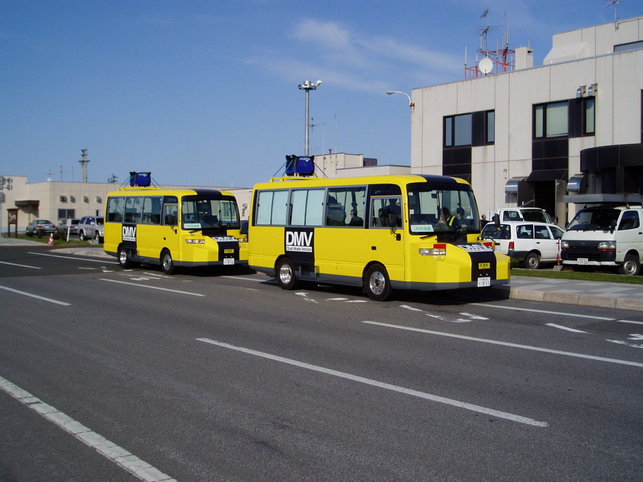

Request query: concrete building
[
  {"left": 0, "top": 175, "right": 252, "bottom": 234},
  {"left": 411, "top": 15, "right": 643, "bottom": 225}
]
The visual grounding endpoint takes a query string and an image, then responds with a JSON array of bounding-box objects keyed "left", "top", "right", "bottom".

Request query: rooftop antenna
[
  {"left": 59, "top": 164, "right": 64, "bottom": 181},
  {"left": 79, "top": 148, "right": 90, "bottom": 183},
  {"left": 607, "top": 0, "right": 621, "bottom": 30}
]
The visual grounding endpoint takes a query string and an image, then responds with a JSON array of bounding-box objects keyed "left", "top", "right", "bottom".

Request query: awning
[
  {"left": 566, "top": 174, "right": 586, "bottom": 192},
  {"left": 526, "top": 169, "right": 567, "bottom": 182},
  {"left": 15, "top": 200, "right": 39, "bottom": 208},
  {"left": 504, "top": 178, "right": 524, "bottom": 194}
]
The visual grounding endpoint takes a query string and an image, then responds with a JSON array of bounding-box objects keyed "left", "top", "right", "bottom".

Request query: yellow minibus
[
  {"left": 249, "top": 174, "right": 510, "bottom": 300},
  {"left": 104, "top": 187, "right": 247, "bottom": 274}
]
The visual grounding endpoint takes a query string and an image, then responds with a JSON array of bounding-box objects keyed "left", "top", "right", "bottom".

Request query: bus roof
[
  {"left": 107, "top": 187, "right": 235, "bottom": 199},
  {"left": 252, "top": 174, "right": 471, "bottom": 190}
]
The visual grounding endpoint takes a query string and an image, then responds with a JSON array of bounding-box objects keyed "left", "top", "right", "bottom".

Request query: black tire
[
  {"left": 619, "top": 253, "right": 640, "bottom": 276},
  {"left": 118, "top": 246, "right": 133, "bottom": 268},
  {"left": 79, "top": 230, "right": 85, "bottom": 241},
  {"left": 275, "top": 257, "right": 298, "bottom": 290},
  {"left": 523, "top": 252, "right": 541, "bottom": 269},
  {"left": 364, "top": 263, "right": 392, "bottom": 301},
  {"left": 161, "top": 249, "right": 176, "bottom": 275}
]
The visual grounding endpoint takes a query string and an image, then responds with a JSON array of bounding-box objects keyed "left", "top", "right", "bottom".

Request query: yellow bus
[
  {"left": 248, "top": 174, "right": 510, "bottom": 300},
  {"left": 104, "top": 187, "right": 247, "bottom": 274}
]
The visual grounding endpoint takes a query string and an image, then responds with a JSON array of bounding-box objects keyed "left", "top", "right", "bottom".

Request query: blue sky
[{"left": 1, "top": 0, "right": 641, "bottom": 188}]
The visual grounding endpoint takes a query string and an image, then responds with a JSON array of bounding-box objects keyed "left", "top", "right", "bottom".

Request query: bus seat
[{"left": 327, "top": 205, "right": 346, "bottom": 226}]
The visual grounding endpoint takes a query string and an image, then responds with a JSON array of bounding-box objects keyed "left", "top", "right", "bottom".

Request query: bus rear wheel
[
  {"left": 276, "top": 257, "right": 298, "bottom": 290},
  {"left": 161, "top": 250, "right": 176, "bottom": 275},
  {"left": 364, "top": 263, "right": 392, "bottom": 301},
  {"left": 118, "top": 246, "right": 133, "bottom": 268}
]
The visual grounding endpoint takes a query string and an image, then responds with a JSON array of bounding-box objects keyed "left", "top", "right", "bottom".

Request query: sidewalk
[
  {"left": 492, "top": 276, "right": 643, "bottom": 312},
  {"left": 2, "top": 237, "right": 643, "bottom": 312}
]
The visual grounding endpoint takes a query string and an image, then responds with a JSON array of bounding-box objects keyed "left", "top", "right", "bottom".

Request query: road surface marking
[
  {"left": 196, "top": 337, "right": 548, "bottom": 427},
  {"left": 0, "top": 284, "right": 70, "bottom": 306},
  {"left": 546, "top": 323, "right": 587, "bottom": 333},
  {"left": 29, "top": 251, "right": 118, "bottom": 264},
  {"left": 100, "top": 278, "right": 204, "bottom": 296},
  {"left": 362, "top": 320, "right": 643, "bottom": 368},
  {"left": 472, "top": 303, "right": 614, "bottom": 321},
  {"left": 0, "top": 375, "right": 174, "bottom": 481},
  {"left": 0, "top": 260, "right": 42, "bottom": 269}
]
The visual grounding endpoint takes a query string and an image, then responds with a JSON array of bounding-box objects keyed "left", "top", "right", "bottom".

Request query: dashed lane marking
[
  {"left": 196, "top": 337, "right": 548, "bottom": 427},
  {"left": 0, "top": 375, "right": 175, "bottom": 481},
  {"left": 362, "top": 320, "right": 643, "bottom": 368}
]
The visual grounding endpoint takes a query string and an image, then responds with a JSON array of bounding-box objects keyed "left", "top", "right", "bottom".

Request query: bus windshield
[
  {"left": 407, "top": 183, "right": 480, "bottom": 235},
  {"left": 182, "top": 196, "right": 241, "bottom": 232}
]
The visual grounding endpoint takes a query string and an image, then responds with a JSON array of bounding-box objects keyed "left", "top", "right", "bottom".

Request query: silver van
[{"left": 78, "top": 216, "right": 104, "bottom": 242}]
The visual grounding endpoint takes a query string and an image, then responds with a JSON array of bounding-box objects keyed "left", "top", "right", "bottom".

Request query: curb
[{"left": 500, "top": 287, "right": 643, "bottom": 312}]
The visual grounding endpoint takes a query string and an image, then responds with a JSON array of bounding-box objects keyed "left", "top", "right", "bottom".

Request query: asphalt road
[{"left": 1, "top": 246, "right": 642, "bottom": 480}]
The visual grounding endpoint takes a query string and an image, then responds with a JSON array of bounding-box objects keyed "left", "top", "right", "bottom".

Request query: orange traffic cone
[{"left": 48, "top": 233, "right": 55, "bottom": 246}]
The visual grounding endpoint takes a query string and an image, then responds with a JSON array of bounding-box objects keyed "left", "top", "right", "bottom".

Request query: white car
[{"left": 481, "top": 221, "right": 565, "bottom": 269}]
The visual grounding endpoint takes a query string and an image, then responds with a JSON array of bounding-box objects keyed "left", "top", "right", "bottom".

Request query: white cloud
[{"left": 254, "top": 17, "right": 462, "bottom": 94}]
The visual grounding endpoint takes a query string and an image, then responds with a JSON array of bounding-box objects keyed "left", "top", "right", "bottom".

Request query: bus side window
[{"left": 163, "top": 197, "right": 178, "bottom": 226}]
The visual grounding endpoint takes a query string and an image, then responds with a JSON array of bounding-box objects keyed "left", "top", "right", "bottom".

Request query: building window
[
  {"left": 486, "top": 110, "right": 495, "bottom": 144},
  {"left": 534, "top": 101, "right": 569, "bottom": 138},
  {"left": 444, "top": 110, "right": 493, "bottom": 147},
  {"left": 58, "top": 209, "right": 75, "bottom": 221},
  {"left": 584, "top": 98, "right": 595, "bottom": 135},
  {"left": 444, "top": 113, "right": 472, "bottom": 147}
]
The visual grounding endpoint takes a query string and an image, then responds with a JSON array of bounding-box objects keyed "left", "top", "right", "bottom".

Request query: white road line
[
  {"left": 0, "top": 260, "right": 42, "bottom": 269},
  {"left": 362, "top": 320, "right": 643, "bottom": 368},
  {"left": 29, "top": 251, "right": 118, "bottom": 264},
  {"left": 196, "top": 337, "right": 548, "bottom": 427},
  {"left": 100, "top": 278, "right": 204, "bottom": 296},
  {"left": 0, "top": 375, "right": 174, "bottom": 481},
  {"left": 0, "top": 284, "right": 70, "bottom": 306},
  {"left": 222, "top": 275, "right": 270, "bottom": 283},
  {"left": 471, "top": 302, "right": 615, "bottom": 321},
  {"left": 546, "top": 323, "right": 587, "bottom": 333},
  {"left": 617, "top": 319, "right": 643, "bottom": 326}
]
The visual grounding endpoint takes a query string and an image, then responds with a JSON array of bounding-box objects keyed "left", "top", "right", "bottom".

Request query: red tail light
[{"left": 509, "top": 241, "right": 515, "bottom": 250}]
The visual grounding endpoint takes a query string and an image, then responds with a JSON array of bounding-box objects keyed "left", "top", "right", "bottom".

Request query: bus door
[
  {"left": 136, "top": 196, "right": 165, "bottom": 259},
  {"left": 367, "top": 194, "right": 405, "bottom": 281},
  {"left": 160, "top": 196, "right": 180, "bottom": 259}
]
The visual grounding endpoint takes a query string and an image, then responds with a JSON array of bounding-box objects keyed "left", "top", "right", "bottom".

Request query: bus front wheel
[
  {"left": 161, "top": 250, "right": 176, "bottom": 275},
  {"left": 364, "top": 263, "right": 392, "bottom": 301},
  {"left": 276, "top": 257, "right": 298, "bottom": 290}
]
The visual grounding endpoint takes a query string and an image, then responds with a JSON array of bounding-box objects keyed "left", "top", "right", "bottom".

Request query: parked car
[
  {"left": 481, "top": 221, "right": 565, "bottom": 269},
  {"left": 58, "top": 218, "right": 80, "bottom": 236},
  {"left": 561, "top": 204, "right": 643, "bottom": 275},
  {"left": 488, "top": 207, "right": 554, "bottom": 224},
  {"left": 78, "top": 216, "right": 104, "bottom": 242},
  {"left": 25, "top": 219, "right": 57, "bottom": 236}
]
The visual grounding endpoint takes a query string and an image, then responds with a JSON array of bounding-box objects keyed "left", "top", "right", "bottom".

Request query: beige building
[{"left": 0, "top": 175, "right": 252, "bottom": 234}]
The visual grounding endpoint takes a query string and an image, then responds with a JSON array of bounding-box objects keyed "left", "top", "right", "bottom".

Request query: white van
[
  {"left": 487, "top": 207, "right": 553, "bottom": 225},
  {"left": 481, "top": 221, "right": 565, "bottom": 269},
  {"left": 561, "top": 205, "right": 643, "bottom": 275}
]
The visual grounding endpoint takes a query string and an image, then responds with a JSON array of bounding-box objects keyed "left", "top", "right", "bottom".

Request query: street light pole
[
  {"left": 386, "top": 90, "right": 414, "bottom": 110},
  {"left": 298, "top": 80, "right": 323, "bottom": 156}
]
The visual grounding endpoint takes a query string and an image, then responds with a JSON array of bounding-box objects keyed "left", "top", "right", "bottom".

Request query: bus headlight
[
  {"left": 419, "top": 243, "right": 447, "bottom": 256},
  {"left": 185, "top": 239, "right": 206, "bottom": 245}
]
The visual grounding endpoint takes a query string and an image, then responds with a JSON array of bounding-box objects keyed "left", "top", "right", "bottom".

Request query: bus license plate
[
  {"left": 223, "top": 258, "right": 235, "bottom": 265},
  {"left": 477, "top": 277, "right": 491, "bottom": 287},
  {"left": 577, "top": 258, "right": 589, "bottom": 265}
]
